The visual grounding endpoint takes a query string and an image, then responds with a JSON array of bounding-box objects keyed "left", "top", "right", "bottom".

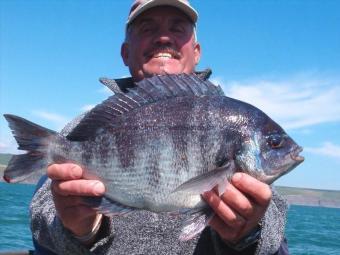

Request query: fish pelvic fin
[
  {"left": 172, "top": 161, "right": 235, "bottom": 196},
  {"left": 81, "top": 196, "right": 136, "bottom": 216},
  {"left": 3, "top": 114, "right": 57, "bottom": 183},
  {"left": 175, "top": 161, "right": 235, "bottom": 241},
  {"left": 179, "top": 207, "right": 214, "bottom": 241}
]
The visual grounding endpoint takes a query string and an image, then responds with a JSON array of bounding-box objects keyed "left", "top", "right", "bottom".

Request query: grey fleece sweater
[{"left": 30, "top": 71, "right": 289, "bottom": 255}]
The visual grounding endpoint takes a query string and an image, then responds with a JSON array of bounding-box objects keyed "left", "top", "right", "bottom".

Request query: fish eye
[{"left": 267, "top": 134, "right": 284, "bottom": 149}]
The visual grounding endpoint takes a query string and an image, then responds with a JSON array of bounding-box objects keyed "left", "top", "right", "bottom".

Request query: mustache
[{"left": 144, "top": 46, "right": 181, "bottom": 59}]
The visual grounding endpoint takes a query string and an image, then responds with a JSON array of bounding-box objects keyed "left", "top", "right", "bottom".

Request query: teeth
[{"left": 154, "top": 53, "right": 172, "bottom": 58}]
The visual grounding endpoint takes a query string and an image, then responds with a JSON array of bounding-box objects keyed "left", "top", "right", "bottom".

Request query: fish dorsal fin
[
  {"left": 67, "top": 73, "right": 224, "bottom": 141},
  {"left": 99, "top": 77, "right": 123, "bottom": 94},
  {"left": 99, "top": 77, "right": 136, "bottom": 94},
  {"left": 66, "top": 93, "right": 142, "bottom": 141}
]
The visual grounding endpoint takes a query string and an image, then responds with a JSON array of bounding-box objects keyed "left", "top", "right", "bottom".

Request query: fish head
[{"left": 235, "top": 117, "right": 304, "bottom": 184}]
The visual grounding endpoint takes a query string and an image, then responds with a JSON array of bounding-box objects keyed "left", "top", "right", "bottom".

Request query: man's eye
[
  {"left": 138, "top": 24, "right": 155, "bottom": 34},
  {"left": 171, "top": 26, "right": 184, "bottom": 33},
  {"left": 141, "top": 27, "right": 152, "bottom": 33}
]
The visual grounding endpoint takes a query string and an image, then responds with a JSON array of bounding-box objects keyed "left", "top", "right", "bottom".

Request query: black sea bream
[{"left": 3, "top": 74, "right": 304, "bottom": 240}]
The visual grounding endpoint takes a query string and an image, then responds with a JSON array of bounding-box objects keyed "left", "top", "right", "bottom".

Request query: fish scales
[
  {"left": 59, "top": 97, "right": 243, "bottom": 211},
  {"left": 3, "top": 73, "right": 304, "bottom": 240}
]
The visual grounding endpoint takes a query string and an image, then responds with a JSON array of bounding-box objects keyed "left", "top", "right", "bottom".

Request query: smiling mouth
[
  {"left": 154, "top": 52, "right": 174, "bottom": 59},
  {"left": 145, "top": 47, "right": 181, "bottom": 60}
]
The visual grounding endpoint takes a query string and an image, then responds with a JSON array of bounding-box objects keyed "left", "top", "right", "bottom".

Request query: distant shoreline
[
  {"left": 285, "top": 196, "right": 340, "bottom": 209},
  {"left": 276, "top": 186, "right": 340, "bottom": 208}
]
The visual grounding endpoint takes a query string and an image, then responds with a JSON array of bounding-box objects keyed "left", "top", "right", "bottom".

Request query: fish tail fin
[
  {"left": 179, "top": 207, "right": 214, "bottom": 241},
  {"left": 3, "top": 114, "right": 57, "bottom": 183}
]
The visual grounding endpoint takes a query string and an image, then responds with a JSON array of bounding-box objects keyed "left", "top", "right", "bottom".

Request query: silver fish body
[
  {"left": 54, "top": 96, "right": 239, "bottom": 212},
  {"left": 3, "top": 73, "right": 304, "bottom": 240}
]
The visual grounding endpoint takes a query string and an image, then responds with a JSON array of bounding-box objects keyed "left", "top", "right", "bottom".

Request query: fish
[{"left": 3, "top": 73, "right": 304, "bottom": 240}]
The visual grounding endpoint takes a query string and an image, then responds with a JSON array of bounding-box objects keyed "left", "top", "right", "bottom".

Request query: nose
[{"left": 153, "top": 28, "right": 175, "bottom": 46}]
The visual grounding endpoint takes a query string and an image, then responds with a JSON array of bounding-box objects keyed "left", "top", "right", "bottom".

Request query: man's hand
[
  {"left": 202, "top": 172, "right": 272, "bottom": 244},
  {"left": 47, "top": 163, "right": 105, "bottom": 239}
]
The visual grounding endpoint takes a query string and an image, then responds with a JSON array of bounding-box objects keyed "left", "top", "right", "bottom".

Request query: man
[{"left": 31, "top": 1, "right": 289, "bottom": 254}]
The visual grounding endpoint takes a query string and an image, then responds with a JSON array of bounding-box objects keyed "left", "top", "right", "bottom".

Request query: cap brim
[{"left": 127, "top": 0, "right": 198, "bottom": 25}]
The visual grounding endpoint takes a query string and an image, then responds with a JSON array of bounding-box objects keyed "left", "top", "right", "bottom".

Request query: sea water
[
  {"left": 0, "top": 182, "right": 35, "bottom": 251},
  {"left": 286, "top": 204, "right": 340, "bottom": 255},
  {"left": 0, "top": 182, "right": 340, "bottom": 254}
]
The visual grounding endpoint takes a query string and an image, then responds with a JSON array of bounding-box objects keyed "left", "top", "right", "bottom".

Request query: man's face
[{"left": 121, "top": 6, "right": 201, "bottom": 81}]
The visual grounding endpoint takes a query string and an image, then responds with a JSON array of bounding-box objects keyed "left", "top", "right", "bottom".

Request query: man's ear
[
  {"left": 121, "top": 42, "right": 129, "bottom": 66},
  {"left": 194, "top": 42, "right": 201, "bottom": 65}
]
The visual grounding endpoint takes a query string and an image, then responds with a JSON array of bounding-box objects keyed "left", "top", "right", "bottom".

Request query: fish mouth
[
  {"left": 263, "top": 146, "right": 304, "bottom": 185},
  {"left": 290, "top": 146, "right": 304, "bottom": 163}
]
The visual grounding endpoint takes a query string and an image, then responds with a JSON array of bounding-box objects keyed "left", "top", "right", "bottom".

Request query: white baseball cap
[{"left": 127, "top": 0, "right": 198, "bottom": 26}]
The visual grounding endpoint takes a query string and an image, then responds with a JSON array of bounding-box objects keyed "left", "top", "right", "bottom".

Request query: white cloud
[
  {"left": 212, "top": 74, "right": 340, "bottom": 130},
  {"left": 81, "top": 104, "right": 95, "bottom": 112},
  {"left": 32, "top": 110, "right": 70, "bottom": 130},
  {"left": 0, "top": 135, "right": 20, "bottom": 154},
  {"left": 305, "top": 142, "right": 340, "bottom": 159},
  {"left": 98, "top": 86, "right": 114, "bottom": 95}
]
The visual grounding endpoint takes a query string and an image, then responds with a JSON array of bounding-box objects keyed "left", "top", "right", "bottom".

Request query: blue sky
[{"left": 1, "top": 0, "right": 340, "bottom": 190}]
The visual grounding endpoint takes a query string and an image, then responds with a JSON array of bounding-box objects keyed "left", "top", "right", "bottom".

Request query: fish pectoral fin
[
  {"left": 179, "top": 207, "right": 214, "bottom": 241},
  {"left": 172, "top": 161, "right": 234, "bottom": 195},
  {"left": 81, "top": 195, "right": 136, "bottom": 216}
]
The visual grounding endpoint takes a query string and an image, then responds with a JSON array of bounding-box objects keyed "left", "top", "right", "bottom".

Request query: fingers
[
  {"left": 47, "top": 162, "right": 105, "bottom": 238},
  {"left": 51, "top": 177, "right": 105, "bottom": 237},
  {"left": 202, "top": 172, "right": 272, "bottom": 243},
  {"left": 52, "top": 192, "right": 100, "bottom": 236},
  {"left": 219, "top": 182, "right": 254, "bottom": 219},
  {"left": 53, "top": 194, "right": 95, "bottom": 219},
  {"left": 49, "top": 163, "right": 105, "bottom": 196},
  {"left": 47, "top": 163, "right": 83, "bottom": 180},
  {"left": 202, "top": 191, "right": 246, "bottom": 230},
  {"left": 231, "top": 173, "right": 272, "bottom": 206},
  {"left": 51, "top": 179, "right": 105, "bottom": 196},
  {"left": 60, "top": 208, "right": 98, "bottom": 236},
  {"left": 209, "top": 216, "right": 240, "bottom": 242}
]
